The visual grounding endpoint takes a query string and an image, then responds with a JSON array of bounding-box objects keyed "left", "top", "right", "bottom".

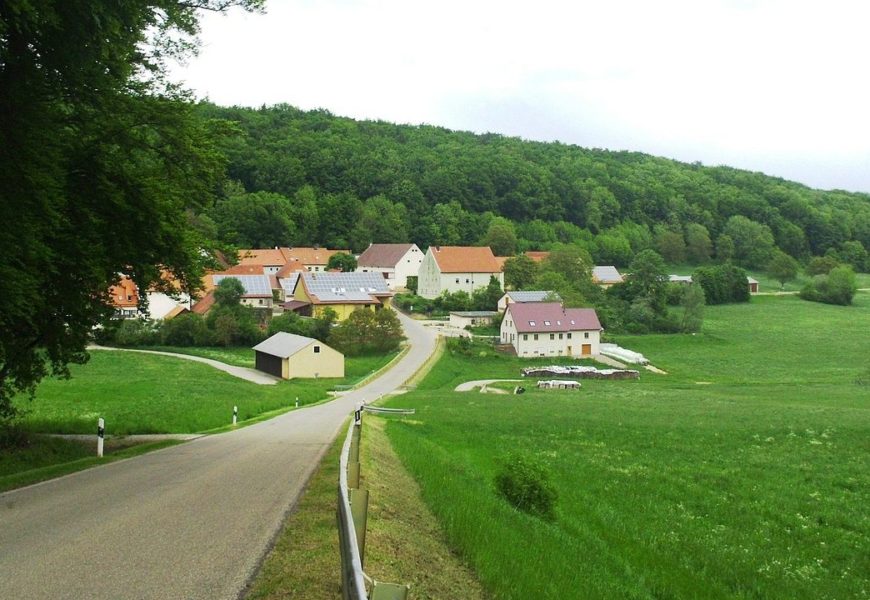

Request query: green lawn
[
  {"left": 384, "top": 294, "right": 870, "bottom": 599},
  {"left": 15, "top": 350, "right": 397, "bottom": 435},
  {"left": 140, "top": 345, "right": 256, "bottom": 367}
]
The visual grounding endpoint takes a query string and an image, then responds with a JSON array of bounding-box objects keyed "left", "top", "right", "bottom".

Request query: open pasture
[
  {"left": 385, "top": 294, "right": 869, "bottom": 599},
  {"left": 16, "top": 349, "right": 395, "bottom": 435}
]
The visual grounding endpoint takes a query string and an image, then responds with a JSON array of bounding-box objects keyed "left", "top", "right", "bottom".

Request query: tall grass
[{"left": 385, "top": 294, "right": 870, "bottom": 599}]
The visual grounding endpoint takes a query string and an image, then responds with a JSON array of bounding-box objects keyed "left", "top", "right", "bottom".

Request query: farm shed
[
  {"left": 449, "top": 311, "right": 499, "bottom": 329},
  {"left": 252, "top": 332, "right": 344, "bottom": 379}
]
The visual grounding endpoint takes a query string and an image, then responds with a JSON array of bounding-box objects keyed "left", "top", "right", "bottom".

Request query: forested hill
[{"left": 198, "top": 103, "right": 870, "bottom": 269}]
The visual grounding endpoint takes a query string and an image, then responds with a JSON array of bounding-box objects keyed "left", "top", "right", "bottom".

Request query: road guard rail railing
[{"left": 337, "top": 406, "right": 415, "bottom": 600}]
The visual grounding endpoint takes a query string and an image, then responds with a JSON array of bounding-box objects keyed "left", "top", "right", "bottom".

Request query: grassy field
[
  {"left": 139, "top": 345, "right": 256, "bottom": 367},
  {"left": 14, "top": 349, "right": 397, "bottom": 435},
  {"left": 665, "top": 264, "right": 870, "bottom": 293},
  {"left": 384, "top": 294, "right": 870, "bottom": 599}
]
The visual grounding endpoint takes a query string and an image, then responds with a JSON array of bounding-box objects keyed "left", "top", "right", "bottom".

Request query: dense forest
[{"left": 197, "top": 103, "right": 870, "bottom": 271}]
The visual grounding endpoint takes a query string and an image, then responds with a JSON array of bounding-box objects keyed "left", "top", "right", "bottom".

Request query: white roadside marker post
[
  {"left": 97, "top": 418, "right": 105, "bottom": 458},
  {"left": 233, "top": 405, "right": 238, "bottom": 426},
  {"left": 295, "top": 397, "right": 299, "bottom": 408}
]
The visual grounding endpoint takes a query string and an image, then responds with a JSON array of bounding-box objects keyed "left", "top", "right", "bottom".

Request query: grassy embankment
[
  {"left": 1, "top": 349, "right": 396, "bottom": 488},
  {"left": 383, "top": 294, "right": 870, "bottom": 599}
]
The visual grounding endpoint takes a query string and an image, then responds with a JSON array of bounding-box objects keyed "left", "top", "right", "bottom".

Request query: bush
[
  {"left": 160, "top": 314, "right": 212, "bottom": 346},
  {"left": 799, "top": 266, "right": 857, "bottom": 306},
  {"left": 692, "top": 263, "right": 750, "bottom": 304},
  {"left": 329, "top": 308, "right": 405, "bottom": 356},
  {"left": 112, "top": 319, "right": 159, "bottom": 346},
  {"left": 494, "top": 453, "right": 558, "bottom": 520}
]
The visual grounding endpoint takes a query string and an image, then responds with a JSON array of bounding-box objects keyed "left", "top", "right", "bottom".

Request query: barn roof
[
  {"left": 252, "top": 332, "right": 319, "bottom": 358},
  {"left": 357, "top": 243, "right": 416, "bottom": 268},
  {"left": 506, "top": 302, "right": 602, "bottom": 333}
]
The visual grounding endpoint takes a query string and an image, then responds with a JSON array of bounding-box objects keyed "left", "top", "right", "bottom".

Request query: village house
[
  {"left": 497, "top": 290, "right": 560, "bottom": 312},
  {"left": 211, "top": 274, "right": 274, "bottom": 309},
  {"left": 237, "top": 247, "right": 351, "bottom": 274},
  {"left": 501, "top": 302, "right": 603, "bottom": 358},
  {"left": 356, "top": 243, "right": 424, "bottom": 290},
  {"left": 289, "top": 271, "right": 393, "bottom": 321},
  {"left": 417, "top": 245, "right": 504, "bottom": 299},
  {"left": 109, "top": 275, "right": 140, "bottom": 319},
  {"left": 592, "top": 265, "right": 624, "bottom": 287},
  {"left": 449, "top": 311, "right": 499, "bottom": 330},
  {"left": 253, "top": 332, "right": 344, "bottom": 379}
]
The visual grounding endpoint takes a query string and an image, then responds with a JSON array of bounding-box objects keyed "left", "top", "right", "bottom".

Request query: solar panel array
[
  {"left": 279, "top": 273, "right": 300, "bottom": 294},
  {"left": 212, "top": 274, "right": 272, "bottom": 297},
  {"left": 301, "top": 271, "right": 390, "bottom": 302}
]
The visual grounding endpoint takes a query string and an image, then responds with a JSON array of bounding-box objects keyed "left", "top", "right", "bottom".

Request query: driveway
[{"left": 0, "top": 312, "right": 438, "bottom": 600}]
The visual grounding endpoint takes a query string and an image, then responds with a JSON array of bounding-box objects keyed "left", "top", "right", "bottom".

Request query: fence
[{"left": 337, "top": 409, "right": 411, "bottom": 600}]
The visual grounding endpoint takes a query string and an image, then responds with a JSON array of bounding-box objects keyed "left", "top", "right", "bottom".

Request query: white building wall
[
  {"left": 393, "top": 245, "right": 424, "bottom": 289},
  {"left": 417, "top": 251, "right": 442, "bottom": 299},
  {"left": 438, "top": 271, "right": 504, "bottom": 296},
  {"left": 144, "top": 291, "right": 190, "bottom": 320}
]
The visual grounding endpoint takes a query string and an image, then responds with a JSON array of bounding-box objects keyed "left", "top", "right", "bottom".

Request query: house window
[
  {"left": 567, "top": 333, "right": 572, "bottom": 339},
  {"left": 466, "top": 278, "right": 470, "bottom": 283},
  {"left": 533, "top": 334, "right": 538, "bottom": 340},
  {"left": 529, "top": 321, "right": 536, "bottom": 326},
  {"left": 559, "top": 333, "right": 563, "bottom": 340},
  {"left": 544, "top": 320, "right": 550, "bottom": 326},
  {"left": 314, "top": 345, "right": 320, "bottom": 353},
  {"left": 523, "top": 334, "right": 528, "bottom": 341},
  {"left": 584, "top": 332, "right": 589, "bottom": 339},
  {"left": 258, "top": 299, "right": 263, "bottom": 305},
  {"left": 550, "top": 334, "right": 554, "bottom": 340},
  {"left": 455, "top": 278, "right": 460, "bottom": 284}
]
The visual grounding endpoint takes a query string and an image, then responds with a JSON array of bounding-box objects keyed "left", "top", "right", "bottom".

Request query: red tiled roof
[
  {"left": 525, "top": 251, "right": 550, "bottom": 263},
  {"left": 494, "top": 256, "right": 509, "bottom": 271},
  {"left": 238, "top": 248, "right": 287, "bottom": 266},
  {"left": 191, "top": 290, "right": 215, "bottom": 314},
  {"left": 222, "top": 263, "right": 266, "bottom": 276},
  {"left": 357, "top": 243, "right": 415, "bottom": 268},
  {"left": 430, "top": 246, "right": 501, "bottom": 273},
  {"left": 280, "top": 247, "right": 351, "bottom": 266},
  {"left": 275, "top": 262, "right": 307, "bottom": 278},
  {"left": 506, "top": 302, "right": 602, "bottom": 333},
  {"left": 109, "top": 276, "right": 139, "bottom": 309}
]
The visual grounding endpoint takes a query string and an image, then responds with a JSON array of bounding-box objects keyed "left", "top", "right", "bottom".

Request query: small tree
[
  {"left": 503, "top": 254, "right": 538, "bottom": 290},
  {"left": 806, "top": 255, "right": 839, "bottom": 276},
  {"left": 326, "top": 252, "right": 357, "bottom": 272},
  {"left": 471, "top": 276, "right": 504, "bottom": 311},
  {"left": 330, "top": 308, "right": 405, "bottom": 355},
  {"left": 214, "top": 278, "right": 245, "bottom": 308},
  {"left": 405, "top": 275, "right": 418, "bottom": 294},
  {"left": 768, "top": 250, "right": 800, "bottom": 289},
  {"left": 680, "top": 283, "right": 705, "bottom": 333},
  {"left": 800, "top": 266, "right": 857, "bottom": 306}
]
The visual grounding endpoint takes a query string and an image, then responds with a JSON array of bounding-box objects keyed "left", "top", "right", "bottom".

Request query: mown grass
[
  {"left": 15, "top": 350, "right": 397, "bottom": 435},
  {"left": 0, "top": 438, "right": 182, "bottom": 492},
  {"left": 384, "top": 294, "right": 870, "bottom": 599},
  {"left": 139, "top": 345, "right": 256, "bottom": 367}
]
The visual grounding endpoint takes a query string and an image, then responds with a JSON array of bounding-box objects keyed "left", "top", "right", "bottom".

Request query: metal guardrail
[
  {"left": 337, "top": 410, "right": 411, "bottom": 600},
  {"left": 362, "top": 406, "right": 416, "bottom": 416}
]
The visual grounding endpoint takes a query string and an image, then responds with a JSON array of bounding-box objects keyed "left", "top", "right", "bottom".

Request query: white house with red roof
[
  {"left": 356, "top": 243, "right": 423, "bottom": 290},
  {"left": 501, "top": 302, "right": 603, "bottom": 358},
  {"left": 417, "top": 246, "right": 504, "bottom": 299}
]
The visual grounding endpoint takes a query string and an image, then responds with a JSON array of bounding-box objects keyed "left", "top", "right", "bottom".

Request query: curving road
[{"left": 0, "top": 312, "right": 437, "bottom": 600}]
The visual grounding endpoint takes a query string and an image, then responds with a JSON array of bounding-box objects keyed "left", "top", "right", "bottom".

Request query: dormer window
[
  {"left": 544, "top": 320, "right": 550, "bottom": 326},
  {"left": 529, "top": 321, "right": 536, "bottom": 326}
]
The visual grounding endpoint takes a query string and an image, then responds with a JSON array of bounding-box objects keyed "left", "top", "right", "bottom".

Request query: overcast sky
[{"left": 169, "top": 0, "right": 870, "bottom": 193}]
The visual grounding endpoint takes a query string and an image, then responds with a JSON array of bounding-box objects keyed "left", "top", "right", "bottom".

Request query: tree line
[{"left": 195, "top": 103, "right": 870, "bottom": 273}]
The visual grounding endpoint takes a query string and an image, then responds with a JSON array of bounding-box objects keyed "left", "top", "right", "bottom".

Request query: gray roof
[
  {"left": 450, "top": 311, "right": 499, "bottom": 317},
  {"left": 592, "top": 266, "right": 623, "bottom": 283},
  {"left": 506, "top": 290, "right": 559, "bottom": 303},
  {"left": 212, "top": 274, "right": 272, "bottom": 297},
  {"left": 252, "top": 332, "right": 317, "bottom": 358},
  {"left": 669, "top": 275, "right": 693, "bottom": 283},
  {"left": 279, "top": 273, "right": 300, "bottom": 294},
  {"left": 299, "top": 271, "right": 391, "bottom": 303}
]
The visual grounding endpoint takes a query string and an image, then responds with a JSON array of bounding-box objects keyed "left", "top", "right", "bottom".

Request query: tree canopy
[{"left": 0, "top": 0, "right": 263, "bottom": 419}]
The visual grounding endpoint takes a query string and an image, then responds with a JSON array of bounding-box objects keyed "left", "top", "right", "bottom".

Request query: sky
[{"left": 169, "top": 0, "right": 870, "bottom": 193}]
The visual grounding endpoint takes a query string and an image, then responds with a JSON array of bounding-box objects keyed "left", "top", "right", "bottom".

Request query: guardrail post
[
  {"left": 97, "top": 417, "right": 105, "bottom": 458},
  {"left": 349, "top": 488, "right": 369, "bottom": 567},
  {"left": 350, "top": 421, "right": 361, "bottom": 464}
]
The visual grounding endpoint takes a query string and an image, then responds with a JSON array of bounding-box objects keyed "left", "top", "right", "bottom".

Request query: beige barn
[{"left": 253, "top": 332, "right": 344, "bottom": 379}]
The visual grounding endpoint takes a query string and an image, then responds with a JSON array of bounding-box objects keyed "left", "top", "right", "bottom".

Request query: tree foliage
[
  {"left": 0, "top": 0, "right": 263, "bottom": 419},
  {"left": 799, "top": 266, "right": 857, "bottom": 306},
  {"left": 329, "top": 308, "right": 405, "bottom": 356},
  {"left": 326, "top": 252, "right": 358, "bottom": 272},
  {"left": 692, "top": 264, "right": 751, "bottom": 305},
  {"left": 767, "top": 250, "right": 800, "bottom": 289}
]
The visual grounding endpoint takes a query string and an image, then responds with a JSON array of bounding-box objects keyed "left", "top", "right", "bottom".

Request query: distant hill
[{"left": 198, "top": 103, "right": 870, "bottom": 270}]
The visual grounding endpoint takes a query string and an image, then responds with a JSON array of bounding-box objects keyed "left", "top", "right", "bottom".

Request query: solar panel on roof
[{"left": 213, "top": 274, "right": 271, "bottom": 296}]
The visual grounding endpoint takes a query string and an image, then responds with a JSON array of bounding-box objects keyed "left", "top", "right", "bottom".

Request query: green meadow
[
  {"left": 384, "top": 294, "right": 870, "bottom": 599},
  {"left": 15, "top": 349, "right": 395, "bottom": 435}
]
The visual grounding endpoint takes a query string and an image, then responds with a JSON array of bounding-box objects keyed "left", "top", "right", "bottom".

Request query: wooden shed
[{"left": 252, "top": 332, "right": 344, "bottom": 379}]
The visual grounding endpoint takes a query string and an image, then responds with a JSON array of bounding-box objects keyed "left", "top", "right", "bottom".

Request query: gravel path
[
  {"left": 89, "top": 345, "right": 279, "bottom": 385},
  {"left": 1, "top": 312, "right": 437, "bottom": 600},
  {"left": 454, "top": 379, "right": 523, "bottom": 392}
]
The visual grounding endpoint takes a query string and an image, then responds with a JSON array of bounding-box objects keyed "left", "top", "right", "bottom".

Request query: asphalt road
[{"left": 0, "top": 312, "right": 437, "bottom": 600}]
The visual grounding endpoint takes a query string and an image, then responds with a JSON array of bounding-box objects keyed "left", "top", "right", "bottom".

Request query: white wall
[
  {"left": 393, "top": 245, "right": 424, "bottom": 289},
  {"left": 417, "top": 251, "right": 442, "bottom": 299},
  {"left": 144, "top": 291, "right": 190, "bottom": 320}
]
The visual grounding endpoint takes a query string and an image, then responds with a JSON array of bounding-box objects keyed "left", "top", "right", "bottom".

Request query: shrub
[
  {"left": 112, "top": 319, "right": 158, "bottom": 346},
  {"left": 799, "top": 266, "right": 857, "bottom": 306},
  {"left": 692, "top": 263, "right": 749, "bottom": 304},
  {"left": 494, "top": 453, "right": 558, "bottom": 520},
  {"left": 160, "top": 314, "right": 211, "bottom": 346}
]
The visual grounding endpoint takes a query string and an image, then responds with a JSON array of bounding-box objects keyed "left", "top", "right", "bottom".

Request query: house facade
[
  {"left": 291, "top": 271, "right": 393, "bottom": 321},
  {"left": 417, "top": 246, "right": 504, "bottom": 299},
  {"left": 253, "top": 332, "right": 344, "bottom": 379},
  {"left": 501, "top": 302, "right": 602, "bottom": 358},
  {"left": 356, "top": 243, "right": 423, "bottom": 290}
]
